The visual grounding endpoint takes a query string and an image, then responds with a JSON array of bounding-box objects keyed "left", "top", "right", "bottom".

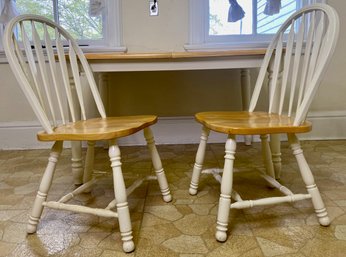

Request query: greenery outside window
[{"left": 1, "top": 0, "right": 125, "bottom": 52}]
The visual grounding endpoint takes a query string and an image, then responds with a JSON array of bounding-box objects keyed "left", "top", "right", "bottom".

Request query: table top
[{"left": 84, "top": 49, "right": 267, "bottom": 61}]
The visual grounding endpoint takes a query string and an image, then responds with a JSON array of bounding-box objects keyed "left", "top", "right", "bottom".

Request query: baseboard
[{"left": 1, "top": 111, "right": 346, "bottom": 150}]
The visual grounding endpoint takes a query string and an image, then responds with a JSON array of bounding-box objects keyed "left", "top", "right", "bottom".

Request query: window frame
[
  {"left": 185, "top": 0, "right": 326, "bottom": 51},
  {"left": 0, "top": 0, "right": 126, "bottom": 56}
]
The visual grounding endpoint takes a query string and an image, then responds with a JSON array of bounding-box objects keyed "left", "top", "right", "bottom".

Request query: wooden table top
[{"left": 83, "top": 49, "right": 267, "bottom": 60}]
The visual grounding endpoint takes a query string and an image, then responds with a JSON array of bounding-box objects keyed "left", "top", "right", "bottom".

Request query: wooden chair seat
[
  {"left": 37, "top": 115, "right": 157, "bottom": 141},
  {"left": 195, "top": 111, "right": 312, "bottom": 135}
]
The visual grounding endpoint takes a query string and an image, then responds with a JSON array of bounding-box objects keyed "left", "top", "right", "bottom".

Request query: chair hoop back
[
  {"left": 249, "top": 4, "right": 339, "bottom": 126},
  {"left": 3, "top": 14, "right": 106, "bottom": 134}
]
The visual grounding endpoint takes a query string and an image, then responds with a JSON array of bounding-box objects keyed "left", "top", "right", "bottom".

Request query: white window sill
[
  {"left": 0, "top": 45, "right": 127, "bottom": 64},
  {"left": 184, "top": 42, "right": 270, "bottom": 52}
]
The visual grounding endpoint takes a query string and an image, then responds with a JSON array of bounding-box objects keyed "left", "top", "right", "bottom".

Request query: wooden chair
[
  {"left": 3, "top": 14, "right": 172, "bottom": 253},
  {"left": 189, "top": 4, "right": 339, "bottom": 242}
]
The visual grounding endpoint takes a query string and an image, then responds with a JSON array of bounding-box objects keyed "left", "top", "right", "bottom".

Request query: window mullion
[
  {"left": 253, "top": 0, "right": 257, "bottom": 35},
  {"left": 52, "top": 0, "right": 59, "bottom": 24}
]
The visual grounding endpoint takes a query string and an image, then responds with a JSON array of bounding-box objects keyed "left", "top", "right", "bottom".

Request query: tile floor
[{"left": 0, "top": 140, "right": 346, "bottom": 256}]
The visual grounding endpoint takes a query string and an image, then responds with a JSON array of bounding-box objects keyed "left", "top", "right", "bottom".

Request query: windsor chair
[
  {"left": 3, "top": 14, "right": 172, "bottom": 253},
  {"left": 188, "top": 4, "right": 339, "bottom": 242}
]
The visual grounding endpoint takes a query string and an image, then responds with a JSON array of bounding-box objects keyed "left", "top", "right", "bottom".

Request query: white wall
[{"left": 0, "top": 0, "right": 346, "bottom": 149}]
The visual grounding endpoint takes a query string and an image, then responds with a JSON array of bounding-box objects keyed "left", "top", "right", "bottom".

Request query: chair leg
[
  {"left": 71, "top": 141, "right": 83, "bottom": 185},
  {"left": 108, "top": 140, "right": 135, "bottom": 253},
  {"left": 189, "top": 126, "right": 210, "bottom": 195},
  {"left": 216, "top": 135, "right": 236, "bottom": 242},
  {"left": 288, "top": 133, "right": 330, "bottom": 226},
  {"left": 83, "top": 141, "right": 95, "bottom": 184},
  {"left": 260, "top": 134, "right": 275, "bottom": 179},
  {"left": 27, "top": 141, "right": 63, "bottom": 234},
  {"left": 270, "top": 134, "right": 282, "bottom": 179},
  {"left": 144, "top": 128, "right": 172, "bottom": 202}
]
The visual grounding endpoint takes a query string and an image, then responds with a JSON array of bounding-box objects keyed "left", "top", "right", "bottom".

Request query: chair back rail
[
  {"left": 249, "top": 4, "right": 339, "bottom": 126},
  {"left": 3, "top": 14, "right": 106, "bottom": 134}
]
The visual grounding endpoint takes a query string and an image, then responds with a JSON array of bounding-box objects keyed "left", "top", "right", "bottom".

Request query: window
[
  {"left": 1, "top": 0, "right": 125, "bottom": 52},
  {"left": 186, "top": 0, "right": 326, "bottom": 50}
]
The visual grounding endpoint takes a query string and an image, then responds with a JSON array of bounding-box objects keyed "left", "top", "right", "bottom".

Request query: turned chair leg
[
  {"left": 83, "top": 141, "right": 95, "bottom": 184},
  {"left": 27, "top": 141, "right": 63, "bottom": 234},
  {"left": 288, "top": 133, "right": 330, "bottom": 226},
  {"left": 71, "top": 141, "right": 83, "bottom": 185},
  {"left": 189, "top": 126, "right": 210, "bottom": 195},
  {"left": 108, "top": 140, "right": 135, "bottom": 253},
  {"left": 260, "top": 134, "right": 276, "bottom": 179},
  {"left": 270, "top": 134, "right": 282, "bottom": 179},
  {"left": 216, "top": 135, "right": 236, "bottom": 242},
  {"left": 144, "top": 128, "right": 172, "bottom": 202}
]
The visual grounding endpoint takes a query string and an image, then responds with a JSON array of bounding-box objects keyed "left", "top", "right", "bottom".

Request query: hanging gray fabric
[
  {"left": 0, "top": 0, "right": 19, "bottom": 24},
  {"left": 89, "top": 0, "right": 105, "bottom": 17},
  {"left": 264, "top": 0, "right": 281, "bottom": 16},
  {"left": 228, "top": 0, "right": 245, "bottom": 22}
]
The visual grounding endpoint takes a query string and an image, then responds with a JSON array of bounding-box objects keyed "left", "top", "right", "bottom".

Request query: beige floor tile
[{"left": 0, "top": 141, "right": 345, "bottom": 256}]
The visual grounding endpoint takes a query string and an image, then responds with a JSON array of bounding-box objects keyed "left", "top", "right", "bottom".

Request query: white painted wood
[
  {"left": 268, "top": 32, "right": 283, "bottom": 113},
  {"left": 68, "top": 41, "right": 87, "bottom": 120},
  {"left": 230, "top": 194, "right": 312, "bottom": 209},
  {"left": 189, "top": 126, "right": 210, "bottom": 195},
  {"left": 215, "top": 136, "right": 236, "bottom": 243},
  {"left": 31, "top": 21, "right": 57, "bottom": 125},
  {"left": 279, "top": 21, "right": 295, "bottom": 114},
  {"left": 44, "top": 24, "right": 66, "bottom": 124},
  {"left": 144, "top": 127, "right": 172, "bottom": 202},
  {"left": 260, "top": 134, "right": 275, "bottom": 179},
  {"left": 240, "top": 69, "right": 253, "bottom": 145},
  {"left": 55, "top": 29, "right": 76, "bottom": 122},
  {"left": 3, "top": 14, "right": 171, "bottom": 253},
  {"left": 288, "top": 133, "right": 330, "bottom": 225},
  {"left": 288, "top": 14, "right": 306, "bottom": 117},
  {"left": 188, "top": 3, "right": 340, "bottom": 244},
  {"left": 43, "top": 202, "right": 119, "bottom": 218},
  {"left": 108, "top": 140, "right": 134, "bottom": 252},
  {"left": 27, "top": 141, "right": 62, "bottom": 233}
]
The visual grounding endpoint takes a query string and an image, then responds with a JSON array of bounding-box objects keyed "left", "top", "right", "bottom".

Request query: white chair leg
[
  {"left": 108, "top": 140, "right": 135, "bottom": 253},
  {"left": 288, "top": 134, "right": 330, "bottom": 226},
  {"left": 27, "top": 141, "right": 63, "bottom": 234},
  {"left": 144, "top": 128, "right": 172, "bottom": 203},
  {"left": 260, "top": 134, "right": 275, "bottom": 179},
  {"left": 83, "top": 141, "right": 95, "bottom": 184},
  {"left": 189, "top": 126, "right": 210, "bottom": 195},
  {"left": 270, "top": 134, "right": 282, "bottom": 179},
  {"left": 216, "top": 135, "right": 236, "bottom": 242},
  {"left": 71, "top": 141, "right": 83, "bottom": 185}
]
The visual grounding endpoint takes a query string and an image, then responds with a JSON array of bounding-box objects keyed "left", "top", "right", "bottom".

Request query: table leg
[
  {"left": 267, "top": 60, "right": 283, "bottom": 179},
  {"left": 98, "top": 73, "right": 109, "bottom": 115},
  {"left": 240, "top": 68, "right": 252, "bottom": 145}
]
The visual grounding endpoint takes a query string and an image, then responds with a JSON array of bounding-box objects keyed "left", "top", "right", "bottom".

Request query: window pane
[
  {"left": 209, "top": 0, "right": 299, "bottom": 36},
  {"left": 16, "top": 0, "right": 103, "bottom": 41},
  {"left": 257, "top": 0, "right": 297, "bottom": 34},
  {"left": 58, "top": 0, "right": 103, "bottom": 40},
  {"left": 209, "top": 0, "right": 253, "bottom": 36},
  {"left": 16, "top": 0, "right": 54, "bottom": 20}
]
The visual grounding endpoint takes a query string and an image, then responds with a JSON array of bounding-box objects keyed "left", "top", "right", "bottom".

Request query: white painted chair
[
  {"left": 3, "top": 14, "right": 172, "bottom": 253},
  {"left": 189, "top": 4, "right": 339, "bottom": 242}
]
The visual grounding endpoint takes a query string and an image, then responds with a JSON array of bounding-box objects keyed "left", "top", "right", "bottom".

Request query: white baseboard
[{"left": 1, "top": 111, "right": 346, "bottom": 150}]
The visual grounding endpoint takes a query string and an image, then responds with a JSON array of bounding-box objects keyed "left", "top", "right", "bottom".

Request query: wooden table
[
  {"left": 71, "top": 49, "right": 270, "bottom": 184},
  {"left": 83, "top": 49, "right": 267, "bottom": 125}
]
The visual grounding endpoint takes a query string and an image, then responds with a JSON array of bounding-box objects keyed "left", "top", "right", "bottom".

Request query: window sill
[
  {"left": 0, "top": 45, "right": 127, "bottom": 64},
  {"left": 184, "top": 42, "right": 270, "bottom": 52}
]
